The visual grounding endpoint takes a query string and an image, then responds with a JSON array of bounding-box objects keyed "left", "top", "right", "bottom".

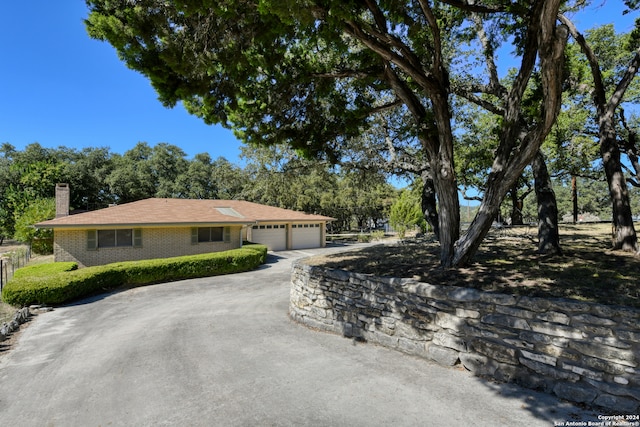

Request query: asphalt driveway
[{"left": 0, "top": 245, "right": 599, "bottom": 426}]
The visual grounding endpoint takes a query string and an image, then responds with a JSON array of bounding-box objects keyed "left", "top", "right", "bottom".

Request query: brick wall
[
  {"left": 54, "top": 226, "right": 243, "bottom": 267},
  {"left": 290, "top": 261, "right": 640, "bottom": 413}
]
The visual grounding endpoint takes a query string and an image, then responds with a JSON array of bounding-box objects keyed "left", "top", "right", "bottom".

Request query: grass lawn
[{"left": 308, "top": 223, "right": 640, "bottom": 309}]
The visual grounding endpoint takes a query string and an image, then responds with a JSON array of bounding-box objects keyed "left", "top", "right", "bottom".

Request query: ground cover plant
[{"left": 308, "top": 223, "right": 640, "bottom": 308}]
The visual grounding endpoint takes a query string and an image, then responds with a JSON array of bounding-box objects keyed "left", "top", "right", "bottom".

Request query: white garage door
[
  {"left": 251, "top": 224, "right": 287, "bottom": 251},
  {"left": 292, "top": 223, "right": 321, "bottom": 249}
]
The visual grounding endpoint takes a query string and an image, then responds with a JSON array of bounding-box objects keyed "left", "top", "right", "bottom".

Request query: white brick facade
[{"left": 54, "top": 226, "right": 243, "bottom": 267}]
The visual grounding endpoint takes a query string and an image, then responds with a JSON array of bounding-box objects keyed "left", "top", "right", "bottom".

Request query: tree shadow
[
  {"left": 321, "top": 286, "right": 607, "bottom": 423},
  {"left": 473, "top": 377, "right": 602, "bottom": 423},
  {"left": 295, "top": 243, "right": 637, "bottom": 422},
  {"left": 307, "top": 232, "right": 640, "bottom": 308}
]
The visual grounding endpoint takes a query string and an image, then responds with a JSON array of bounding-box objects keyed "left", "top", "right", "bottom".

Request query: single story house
[{"left": 36, "top": 185, "right": 334, "bottom": 267}]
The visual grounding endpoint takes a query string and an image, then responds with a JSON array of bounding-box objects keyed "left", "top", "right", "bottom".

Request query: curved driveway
[{"left": 0, "top": 245, "right": 598, "bottom": 426}]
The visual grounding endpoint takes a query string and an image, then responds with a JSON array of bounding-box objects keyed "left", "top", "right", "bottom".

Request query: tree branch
[
  {"left": 627, "top": 178, "right": 640, "bottom": 187},
  {"left": 438, "top": 0, "right": 510, "bottom": 14},
  {"left": 415, "top": 0, "right": 444, "bottom": 79},
  {"left": 312, "top": 70, "right": 382, "bottom": 79},
  {"left": 364, "top": 0, "right": 388, "bottom": 33},
  {"left": 369, "top": 99, "right": 404, "bottom": 113},
  {"left": 452, "top": 86, "right": 505, "bottom": 116},
  {"left": 619, "top": 108, "right": 640, "bottom": 180},
  {"left": 343, "top": 21, "right": 439, "bottom": 93},
  {"left": 460, "top": 187, "right": 483, "bottom": 202},
  {"left": 608, "top": 48, "right": 640, "bottom": 115},
  {"left": 557, "top": 14, "right": 607, "bottom": 112},
  {"left": 386, "top": 136, "right": 425, "bottom": 173},
  {"left": 471, "top": 13, "right": 506, "bottom": 98},
  {"left": 560, "top": 13, "right": 640, "bottom": 117},
  {"left": 347, "top": 1, "right": 426, "bottom": 77}
]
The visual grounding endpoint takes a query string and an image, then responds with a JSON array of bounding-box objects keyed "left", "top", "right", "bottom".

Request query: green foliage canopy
[
  {"left": 85, "top": 0, "right": 571, "bottom": 267},
  {"left": 389, "top": 186, "right": 425, "bottom": 238},
  {"left": 13, "top": 198, "right": 55, "bottom": 251}
]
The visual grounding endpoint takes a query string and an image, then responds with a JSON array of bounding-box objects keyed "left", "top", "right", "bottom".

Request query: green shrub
[
  {"left": 357, "top": 234, "right": 371, "bottom": 243},
  {"left": 31, "top": 238, "right": 54, "bottom": 255},
  {"left": 13, "top": 262, "right": 78, "bottom": 279},
  {"left": 371, "top": 230, "right": 385, "bottom": 241},
  {"left": 2, "top": 244, "right": 267, "bottom": 306},
  {"left": 1, "top": 267, "right": 127, "bottom": 306}
]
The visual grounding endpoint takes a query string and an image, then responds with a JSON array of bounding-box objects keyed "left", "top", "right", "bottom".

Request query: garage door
[
  {"left": 292, "top": 223, "right": 321, "bottom": 249},
  {"left": 251, "top": 224, "right": 287, "bottom": 251}
]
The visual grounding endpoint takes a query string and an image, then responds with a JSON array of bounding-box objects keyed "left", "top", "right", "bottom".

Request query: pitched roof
[{"left": 36, "top": 198, "right": 334, "bottom": 228}]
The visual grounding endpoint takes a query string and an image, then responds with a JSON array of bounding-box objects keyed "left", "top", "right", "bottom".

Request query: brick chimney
[{"left": 55, "top": 183, "right": 70, "bottom": 218}]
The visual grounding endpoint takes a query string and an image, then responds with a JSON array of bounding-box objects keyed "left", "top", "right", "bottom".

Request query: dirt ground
[
  {"left": 0, "top": 240, "right": 28, "bottom": 258},
  {"left": 309, "top": 223, "right": 640, "bottom": 308}
]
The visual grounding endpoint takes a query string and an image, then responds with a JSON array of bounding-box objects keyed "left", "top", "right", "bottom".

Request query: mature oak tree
[
  {"left": 86, "top": 0, "right": 569, "bottom": 267},
  {"left": 556, "top": 18, "right": 640, "bottom": 252}
]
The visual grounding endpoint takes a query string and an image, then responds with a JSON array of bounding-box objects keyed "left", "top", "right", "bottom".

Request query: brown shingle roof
[{"left": 36, "top": 198, "right": 334, "bottom": 228}]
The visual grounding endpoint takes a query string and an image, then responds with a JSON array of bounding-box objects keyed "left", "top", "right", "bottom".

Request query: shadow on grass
[{"left": 306, "top": 226, "right": 640, "bottom": 308}]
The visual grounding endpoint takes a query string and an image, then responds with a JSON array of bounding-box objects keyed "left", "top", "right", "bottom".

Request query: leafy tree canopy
[
  {"left": 13, "top": 198, "right": 55, "bottom": 248},
  {"left": 85, "top": 0, "right": 572, "bottom": 267}
]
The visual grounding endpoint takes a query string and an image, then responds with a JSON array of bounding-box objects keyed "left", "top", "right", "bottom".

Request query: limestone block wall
[{"left": 290, "top": 261, "right": 640, "bottom": 413}]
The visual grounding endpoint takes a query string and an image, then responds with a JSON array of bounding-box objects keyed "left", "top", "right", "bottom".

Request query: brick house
[{"left": 36, "top": 185, "right": 333, "bottom": 267}]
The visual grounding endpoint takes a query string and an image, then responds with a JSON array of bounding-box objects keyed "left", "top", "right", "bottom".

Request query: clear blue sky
[
  {"left": 0, "top": 1, "right": 636, "bottom": 165},
  {"left": 0, "top": 1, "right": 242, "bottom": 162}
]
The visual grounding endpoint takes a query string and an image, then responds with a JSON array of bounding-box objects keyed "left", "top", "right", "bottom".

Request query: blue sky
[
  {"left": 0, "top": 1, "right": 637, "bottom": 167},
  {"left": 1, "top": 2, "right": 242, "bottom": 162}
]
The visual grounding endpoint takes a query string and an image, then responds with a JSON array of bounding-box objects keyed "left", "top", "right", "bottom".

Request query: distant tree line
[
  {"left": 2, "top": 139, "right": 638, "bottom": 249},
  {"left": 0, "top": 141, "right": 396, "bottom": 243}
]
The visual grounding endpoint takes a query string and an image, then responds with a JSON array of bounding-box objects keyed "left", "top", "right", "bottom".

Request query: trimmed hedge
[
  {"left": 2, "top": 244, "right": 267, "bottom": 306},
  {"left": 12, "top": 262, "right": 78, "bottom": 279}
]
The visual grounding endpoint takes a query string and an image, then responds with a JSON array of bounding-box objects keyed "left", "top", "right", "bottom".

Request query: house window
[
  {"left": 99, "top": 229, "right": 132, "bottom": 247},
  {"left": 192, "top": 227, "right": 230, "bottom": 244},
  {"left": 198, "top": 227, "right": 224, "bottom": 242},
  {"left": 254, "top": 224, "right": 285, "bottom": 229},
  {"left": 87, "top": 229, "right": 141, "bottom": 250}
]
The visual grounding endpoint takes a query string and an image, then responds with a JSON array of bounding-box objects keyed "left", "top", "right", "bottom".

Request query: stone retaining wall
[
  {"left": 0, "top": 307, "right": 31, "bottom": 341},
  {"left": 290, "top": 261, "right": 640, "bottom": 413}
]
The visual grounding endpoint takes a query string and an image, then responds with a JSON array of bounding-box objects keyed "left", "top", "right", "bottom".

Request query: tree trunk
[
  {"left": 427, "top": 136, "right": 459, "bottom": 266},
  {"left": 420, "top": 170, "right": 440, "bottom": 240},
  {"left": 600, "top": 124, "right": 638, "bottom": 251},
  {"left": 571, "top": 175, "right": 578, "bottom": 223},
  {"left": 451, "top": 0, "right": 567, "bottom": 267},
  {"left": 426, "top": 86, "right": 460, "bottom": 267},
  {"left": 532, "top": 151, "right": 562, "bottom": 255},
  {"left": 509, "top": 182, "right": 525, "bottom": 225},
  {"left": 558, "top": 15, "right": 640, "bottom": 252}
]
